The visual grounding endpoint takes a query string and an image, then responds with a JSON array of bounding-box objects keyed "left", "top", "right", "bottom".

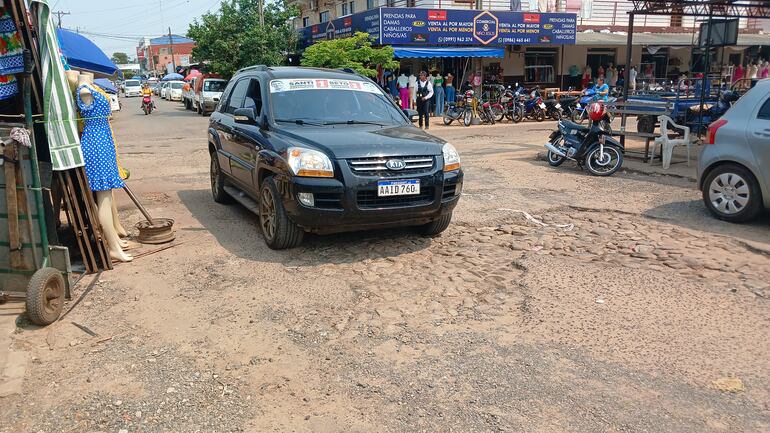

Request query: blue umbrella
[
  {"left": 56, "top": 28, "right": 121, "bottom": 78},
  {"left": 162, "top": 73, "right": 184, "bottom": 81},
  {"left": 94, "top": 78, "right": 118, "bottom": 94}
]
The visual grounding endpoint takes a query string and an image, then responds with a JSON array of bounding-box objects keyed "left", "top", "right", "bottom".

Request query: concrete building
[
  {"left": 136, "top": 35, "right": 196, "bottom": 75},
  {"left": 291, "top": 0, "right": 770, "bottom": 88}
]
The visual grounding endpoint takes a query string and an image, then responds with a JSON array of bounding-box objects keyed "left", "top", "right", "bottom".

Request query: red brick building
[{"left": 137, "top": 35, "right": 196, "bottom": 75}]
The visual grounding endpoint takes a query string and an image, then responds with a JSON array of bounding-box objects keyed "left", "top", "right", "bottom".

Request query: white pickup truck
[{"left": 193, "top": 77, "right": 228, "bottom": 115}]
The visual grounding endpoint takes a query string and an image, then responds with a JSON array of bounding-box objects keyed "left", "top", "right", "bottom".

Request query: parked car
[
  {"left": 160, "top": 82, "right": 171, "bottom": 99},
  {"left": 698, "top": 79, "right": 770, "bottom": 222},
  {"left": 123, "top": 79, "right": 142, "bottom": 97},
  {"left": 167, "top": 81, "right": 185, "bottom": 101},
  {"left": 151, "top": 82, "right": 161, "bottom": 96},
  {"left": 208, "top": 66, "right": 463, "bottom": 249},
  {"left": 194, "top": 76, "right": 227, "bottom": 115}
]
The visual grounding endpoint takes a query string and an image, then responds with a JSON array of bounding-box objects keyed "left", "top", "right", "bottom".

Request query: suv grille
[
  {"left": 357, "top": 187, "right": 435, "bottom": 209},
  {"left": 348, "top": 156, "right": 434, "bottom": 175}
]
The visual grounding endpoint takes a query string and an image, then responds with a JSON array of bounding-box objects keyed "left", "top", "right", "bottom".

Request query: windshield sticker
[{"left": 269, "top": 79, "right": 380, "bottom": 93}]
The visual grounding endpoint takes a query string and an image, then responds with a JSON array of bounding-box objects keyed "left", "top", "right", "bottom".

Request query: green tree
[
  {"left": 301, "top": 32, "right": 398, "bottom": 78},
  {"left": 111, "top": 52, "right": 130, "bottom": 64},
  {"left": 123, "top": 71, "right": 135, "bottom": 79},
  {"left": 187, "top": 0, "right": 298, "bottom": 77}
]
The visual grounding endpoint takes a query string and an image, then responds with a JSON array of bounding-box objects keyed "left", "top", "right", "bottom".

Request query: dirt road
[{"left": 2, "top": 98, "right": 769, "bottom": 432}]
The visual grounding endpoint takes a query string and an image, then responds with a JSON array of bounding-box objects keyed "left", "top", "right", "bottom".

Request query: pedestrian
[
  {"left": 444, "top": 72, "right": 455, "bottom": 105},
  {"left": 433, "top": 71, "right": 445, "bottom": 116},
  {"left": 415, "top": 71, "right": 434, "bottom": 129},
  {"left": 597, "top": 65, "right": 605, "bottom": 79},
  {"left": 397, "top": 72, "right": 409, "bottom": 109},
  {"left": 386, "top": 72, "right": 397, "bottom": 98},
  {"left": 568, "top": 64, "right": 580, "bottom": 89},
  {"left": 733, "top": 63, "right": 743, "bottom": 84},
  {"left": 608, "top": 63, "right": 617, "bottom": 87},
  {"left": 629, "top": 66, "right": 637, "bottom": 92},
  {"left": 581, "top": 65, "right": 591, "bottom": 90},
  {"left": 748, "top": 61, "right": 759, "bottom": 79}
]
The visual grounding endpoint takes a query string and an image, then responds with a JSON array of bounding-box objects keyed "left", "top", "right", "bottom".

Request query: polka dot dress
[{"left": 76, "top": 84, "right": 125, "bottom": 191}]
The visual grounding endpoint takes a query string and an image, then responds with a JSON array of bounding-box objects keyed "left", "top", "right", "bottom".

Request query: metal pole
[
  {"left": 559, "top": 45, "right": 565, "bottom": 89},
  {"left": 698, "top": 8, "right": 714, "bottom": 136},
  {"left": 621, "top": 12, "right": 634, "bottom": 135},
  {"left": 168, "top": 27, "right": 175, "bottom": 73}
]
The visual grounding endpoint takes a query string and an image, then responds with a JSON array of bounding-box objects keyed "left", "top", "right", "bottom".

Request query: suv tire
[
  {"left": 419, "top": 212, "right": 452, "bottom": 236},
  {"left": 259, "top": 177, "right": 304, "bottom": 249},
  {"left": 702, "top": 163, "right": 763, "bottom": 223},
  {"left": 210, "top": 151, "right": 232, "bottom": 204}
]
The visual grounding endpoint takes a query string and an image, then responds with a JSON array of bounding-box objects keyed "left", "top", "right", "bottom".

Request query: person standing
[
  {"left": 629, "top": 65, "right": 638, "bottom": 92},
  {"left": 433, "top": 72, "right": 445, "bottom": 116},
  {"left": 581, "top": 65, "right": 591, "bottom": 90},
  {"left": 607, "top": 63, "right": 617, "bottom": 87},
  {"left": 386, "top": 72, "right": 398, "bottom": 98},
  {"left": 444, "top": 72, "right": 455, "bottom": 105},
  {"left": 733, "top": 63, "right": 744, "bottom": 84},
  {"left": 749, "top": 61, "right": 759, "bottom": 79},
  {"left": 568, "top": 64, "right": 580, "bottom": 89},
  {"left": 415, "top": 71, "right": 434, "bottom": 129},
  {"left": 397, "top": 72, "right": 409, "bottom": 109}
]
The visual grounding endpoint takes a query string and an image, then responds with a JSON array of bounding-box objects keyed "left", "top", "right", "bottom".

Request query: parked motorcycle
[
  {"left": 543, "top": 92, "right": 563, "bottom": 120},
  {"left": 478, "top": 98, "right": 496, "bottom": 124},
  {"left": 544, "top": 103, "right": 624, "bottom": 176},
  {"left": 443, "top": 90, "right": 475, "bottom": 127},
  {"left": 558, "top": 95, "right": 579, "bottom": 120},
  {"left": 522, "top": 88, "right": 547, "bottom": 122},
  {"left": 142, "top": 95, "right": 153, "bottom": 115},
  {"left": 570, "top": 88, "right": 596, "bottom": 124},
  {"left": 504, "top": 85, "right": 525, "bottom": 123}
]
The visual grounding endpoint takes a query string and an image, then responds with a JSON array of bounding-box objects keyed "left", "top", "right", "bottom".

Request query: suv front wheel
[
  {"left": 419, "top": 212, "right": 453, "bottom": 236},
  {"left": 259, "top": 177, "right": 304, "bottom": 249}
]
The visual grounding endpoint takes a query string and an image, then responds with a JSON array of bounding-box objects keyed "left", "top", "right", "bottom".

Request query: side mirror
[
  {"left": 403, "top": 109, "right": 418, "bottom": 123},
  {"left": 234, "top": 107, "right": 256, "bottom": 125}
]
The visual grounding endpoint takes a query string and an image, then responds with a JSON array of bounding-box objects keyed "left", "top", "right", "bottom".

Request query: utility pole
[
  {"left": 258, "top": 0, "right": 264, "bottom": 26},
  {"left": 53, "top": 10, "right": 70, "bottom": 28},
  {"left": 168, "top": 27, "right": 176, "bottom": 73}
]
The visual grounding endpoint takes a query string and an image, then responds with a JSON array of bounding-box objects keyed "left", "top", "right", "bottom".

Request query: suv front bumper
[{"left": 279, "top": 162, "right": 463, "bottom": 234}]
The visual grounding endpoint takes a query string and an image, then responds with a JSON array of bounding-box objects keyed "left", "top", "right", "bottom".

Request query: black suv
[{"left": 208, "top": 66, "right": 463, "bottom": 249}]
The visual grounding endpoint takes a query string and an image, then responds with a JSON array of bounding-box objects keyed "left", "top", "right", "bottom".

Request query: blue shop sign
[{"left": 298, "top": 8, "right": 576, "bottom": 47}]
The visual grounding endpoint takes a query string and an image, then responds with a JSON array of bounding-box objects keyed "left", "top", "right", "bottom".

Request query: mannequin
[
  {"left": 74, "top": 72, "right": 132, "bottom": 262},
  {"left": 408, "top": 72, "right": 417, "bottom": 109}
]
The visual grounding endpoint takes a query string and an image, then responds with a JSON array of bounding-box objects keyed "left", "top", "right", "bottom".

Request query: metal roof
[
  {"left": 149, "top": 34, "right": 194, "bottom": 45},
  {"left": 576, "top": 31, "right": 770, "bottom": 46}
]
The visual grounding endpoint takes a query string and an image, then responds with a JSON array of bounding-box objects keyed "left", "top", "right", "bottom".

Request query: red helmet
[{"left": 588, "top": 102, "right": 606, "bottom": 122}]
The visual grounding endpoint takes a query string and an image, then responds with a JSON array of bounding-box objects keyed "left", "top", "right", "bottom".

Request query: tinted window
[
  {"left": 758, "top": 98, "right": 770, "bottom": 120},
  {"left": 171, "top": 82, "right": 184, "bottom": 89},
  {"left": 243, "top": 79, "right": 263, "bottom": 116},
  {"left": 226, "top": 79, "right": 250, "bottom": 114},
  {"left": 204, "top": 80, "right": 227, "bottom": 92},
  {"left": 125, "top": 80, "right": 140, "bottom": 87}
]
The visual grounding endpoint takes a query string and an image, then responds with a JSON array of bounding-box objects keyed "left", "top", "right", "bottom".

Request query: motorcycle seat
[
  {"left": 561, "top": 120, "right": 590, "bottom": 132},
  {"left": 559, "top": 96, "right": 577, "bottom": 104},
  {"left": 543, "top": 99, "right": 557, "bottom": 104}
]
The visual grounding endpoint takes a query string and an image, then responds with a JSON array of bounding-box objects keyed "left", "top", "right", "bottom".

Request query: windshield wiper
[
  {"left": 274, "top": 118, "right": 323, "bottom": 126},
  {"left": 323, "top": 120, "right": 388, "bottom": 126}
]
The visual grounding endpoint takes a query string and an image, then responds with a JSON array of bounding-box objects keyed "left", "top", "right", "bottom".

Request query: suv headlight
[
  {"left": 287, "top": 147, "right": 334, "bottom": 177},
  {"left": 442, "top": 143, "right": 461, "bottom": 171}
]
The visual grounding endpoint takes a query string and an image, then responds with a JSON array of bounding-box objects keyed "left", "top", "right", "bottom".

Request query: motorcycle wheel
[
  {"left": 535, "top": 109, "right": 545, "bottom": 122},
  {"left": 463, "top": 109, "right": 473, "bottom": 127},
  {"left": 547, "top": 137, "right": 566, "bottom": 167},
  {"left": 571, "top": 109, "right": 584, "bottom": 124},
  {"left": 443, "top": 112, "right": 453, "bottom": 125},
  {"left": 551, "top": 109, "right": 562, "bottom": 121},
  {"left": 586, "top": 145, "right": 623, "bottom": 176},
  {"left": 486, "top": 109, "right": 495, "bottom": 125},
  {"left": 491, "top": 105, "right": 504, "bottom": 122},
  {"left": 512, "top": 107, "right": 524, "bottom": 123}
]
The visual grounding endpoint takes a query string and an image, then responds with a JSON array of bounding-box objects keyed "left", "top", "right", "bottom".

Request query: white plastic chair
[{"left": 651, "top": 115, "right": 691, "bottom": 169}]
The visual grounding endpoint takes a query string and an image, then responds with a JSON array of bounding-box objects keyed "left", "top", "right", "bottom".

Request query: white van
[{"left": 124, "top": 79, "right": 142, "bottom": 97}]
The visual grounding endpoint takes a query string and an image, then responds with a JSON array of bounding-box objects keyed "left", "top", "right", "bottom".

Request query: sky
[{"left": 51, "top": 0, "right": 224, "bottom": 60}]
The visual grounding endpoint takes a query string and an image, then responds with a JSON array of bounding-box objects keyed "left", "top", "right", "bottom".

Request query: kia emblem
[{"left": 386, "top": 159, "right": 406, "bottom": 170}]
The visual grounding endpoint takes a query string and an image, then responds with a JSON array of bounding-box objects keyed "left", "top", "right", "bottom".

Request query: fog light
[
  {"left": 298, "top": 192, "right": 314, "bottom": 207},
  {"left": 455, "top": 182, "right": 463, "bottom": 196}
]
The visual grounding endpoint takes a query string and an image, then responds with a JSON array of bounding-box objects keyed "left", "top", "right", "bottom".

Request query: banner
[{"left": 298, "top": 7, "right": 577, "bottom": 47}]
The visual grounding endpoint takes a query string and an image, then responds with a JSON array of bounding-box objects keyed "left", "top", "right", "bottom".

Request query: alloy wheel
[{"left": 260, "top": 187, "right": 277, "bottom": 241}]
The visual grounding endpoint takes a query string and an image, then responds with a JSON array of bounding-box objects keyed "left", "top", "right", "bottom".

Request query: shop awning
[
  {"left": 56, "top": 28, "right": 120, "bottom": 77},
  {"left": 393, "top": 47, "right": 505, "bottom": 59}
]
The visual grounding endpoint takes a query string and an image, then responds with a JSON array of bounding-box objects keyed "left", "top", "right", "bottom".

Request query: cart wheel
[{"left": 26, "top": 267, "right": 65, "bottom": 326}]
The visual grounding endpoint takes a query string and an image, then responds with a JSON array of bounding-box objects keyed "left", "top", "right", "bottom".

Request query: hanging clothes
[
  {"left": 0, "top": 7, "right": 23, "bottom": 76},
  {"left": 76, "top": 84, "right": 125, "bottom": 192},
  {"left": 0, "top": 74, "right": 17, "bottom": 100}
]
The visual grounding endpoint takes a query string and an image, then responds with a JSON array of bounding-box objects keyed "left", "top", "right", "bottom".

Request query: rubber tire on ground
[
  {"left": 443, "top": 113, "right": 453, "bottom": 125},
  {"left": 25, "top": 267, "right": 65, "bottom": 326},
  {"left": 210, "top": 152, "right": 232, "bottom": 204},
  {"left": 535, "top": 110, "right": 545, "bottom": 122},
  {"left": 702, "top": 163, "right": 763, "bottom": 223},
  {"left": 585, "top": 145, "right": 623, "bottom": 177},
  {"left": 463, "top": 109, "right": 473, "bottom": 127},
  {"left": 492, "top": 106, "right": 504, "bottom": 122},
  {"left": 637, "top": 115, "right": 655, "bottom": 134},
  {"left": 571, "top": 109, "right": 584, "bottom": 124},
  {"left": 259, "top": 177, "right": 304, "bottom": 249},
  {"left": 512, "top": 107, "right": 524, "bottom": 123},
  {"left": 419, "top": 212, "right": 453, "bottom": 236},
  {"left": 197, "top": 102, "right": 203, "bottom": 115}
]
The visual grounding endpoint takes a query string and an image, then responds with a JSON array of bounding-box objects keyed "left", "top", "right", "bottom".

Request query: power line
[{"left": 53, "top": 10, "right": 70, "bottom": 28}]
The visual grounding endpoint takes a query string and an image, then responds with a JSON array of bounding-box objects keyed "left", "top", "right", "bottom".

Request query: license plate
[
  {"left": 539, "top": 103, "right": 546, "bottom": 109},
  {"left": 555, "top": 103, "right": 561, "bottom": 109},
  {"left": 378, "top": 180, "right": 419, "bottom": 197}
]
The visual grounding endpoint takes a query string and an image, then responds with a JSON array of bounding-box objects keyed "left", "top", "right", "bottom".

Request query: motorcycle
[
  {"left": 142, "top": 95, "right": 153, "bottom": 115},
  {"left": 544, "top": 104, "right": 624, "bottom": 176},
  {"left": 504, "top": 84, "right": 525, "bottom": 123},
  {"left": 558, "top": 95, "right": 579, "bottom": 120},
  {"left": 522, "top": 89, "right": 547, "bottom": 122},
  {"left": 543, "top": 92, "right": 563, "bottom": 120},
  {"left": 478, "top": 98, "right": 496, "bottom": 124},
  {"left": 443, "top": 90, "right": 475, "bottom": 127},
  {"left": 570, "top": 88, "right": 596, "bottom": 124}
]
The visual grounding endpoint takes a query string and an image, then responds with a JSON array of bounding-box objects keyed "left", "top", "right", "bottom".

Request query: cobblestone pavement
[{"left": 2, "top": 100, "right": 769, "bottom": 432}]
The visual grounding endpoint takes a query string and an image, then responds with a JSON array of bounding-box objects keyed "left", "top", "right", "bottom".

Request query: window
[
  {"left": 406, "top": 0, "right": 415, "bottom": 6},
  {"left": 341, "top": 2, "right": 348, "bottom": 16},
  {"left": 367, "top": 0, "right": 377, "bottom": 9},
  {"left": 758, "top": 98, "right": 770, "bottom": 120},
  {"left": 243, "top": 79, "right": 263, "bottom": 116},
  {"left": 226, "top": 79, "right": 250, "bottom": 114},
  {"left": 349, "top": 1, "right": 355, "bottom": 13},
  {"left": 525, "top": 49, "right": 557, "bottom": 83},
  {"left": 302, "top": 16, "right": 310, "bottom": 27},
  {"left": 320, "top": 10, "right": 329, "bottom": 22}
]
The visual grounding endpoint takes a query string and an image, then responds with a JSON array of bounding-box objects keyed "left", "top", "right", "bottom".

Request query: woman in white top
[{"left": 408, "top": 73, "right": 417, "bottom": 109}]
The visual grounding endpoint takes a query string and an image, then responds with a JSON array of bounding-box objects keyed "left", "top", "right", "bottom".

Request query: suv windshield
[
  {"left": 269, "top": 79, "right": 405, "bottom": 126},
  {"left": 125, "top": 80, "right": 140, "bottom": 87},
  {"left": 171, "top": 82, "right": 184, "bottom": 89},
  {"left": 204, "top": 80, "right": 226, "bottom": 92}
]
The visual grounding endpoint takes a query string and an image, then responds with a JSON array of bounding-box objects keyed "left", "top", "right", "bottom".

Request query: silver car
[{"left": 698, "top": 79, "right": 770, "bottom": 222}]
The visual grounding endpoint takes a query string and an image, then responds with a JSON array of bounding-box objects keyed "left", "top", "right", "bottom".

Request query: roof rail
[
  {"left": 237, "top": 64, "right": 270, "bottom": 74},
  {"left": 339, "top": 67, "right": 358, "bottom": 75}
]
